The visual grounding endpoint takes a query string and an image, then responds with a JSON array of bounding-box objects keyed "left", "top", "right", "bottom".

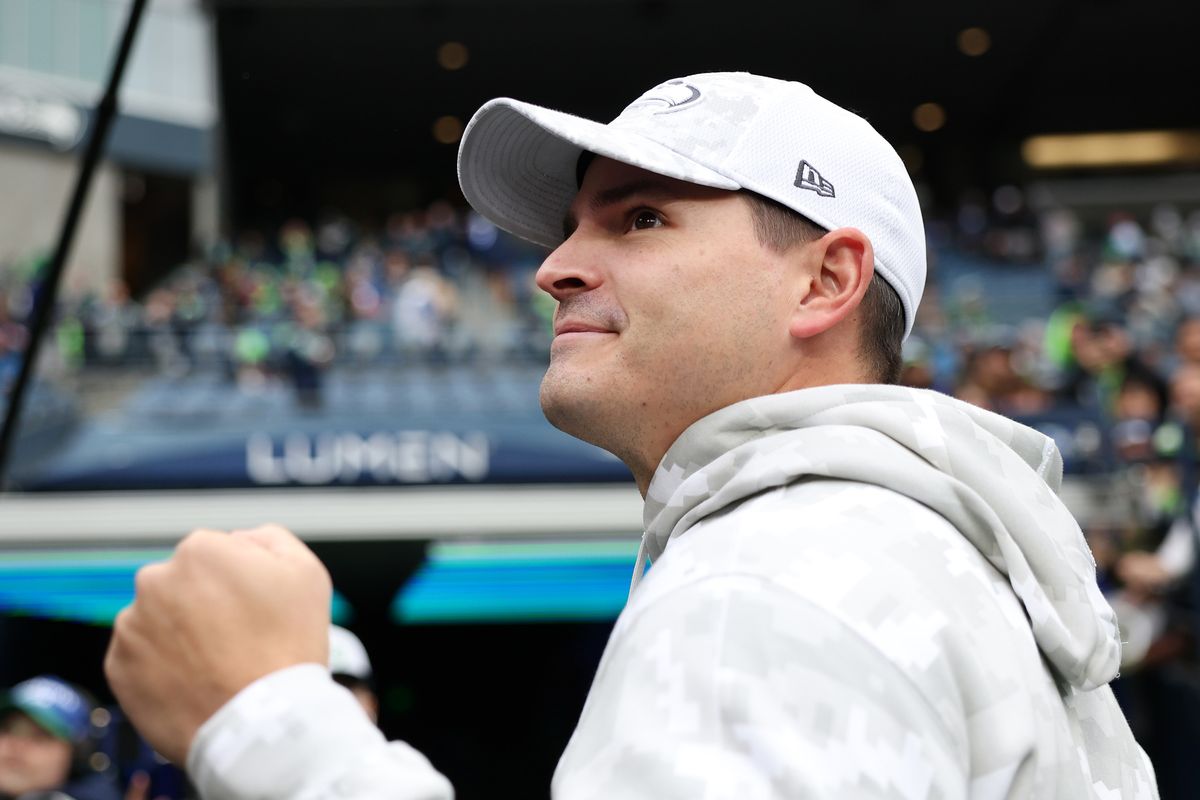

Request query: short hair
[{"left": 741, "top": 191, "right": 905, "bottom": 384}]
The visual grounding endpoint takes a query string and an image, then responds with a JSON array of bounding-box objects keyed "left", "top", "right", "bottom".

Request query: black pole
[{"left": 0, "top": 0, "right": 151, "bottom": 491}]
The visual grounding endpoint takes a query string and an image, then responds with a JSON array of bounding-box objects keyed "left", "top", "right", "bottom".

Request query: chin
[
  {"left": 539, "top": 374, "right": 585, "bottom": 435},
  {"left": 539, "top": 368, "right": 610, "bottom": 449}
]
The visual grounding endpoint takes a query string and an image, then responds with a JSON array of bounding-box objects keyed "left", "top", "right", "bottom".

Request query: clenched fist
[{"left": 105, "top": 525, "right": 332, "bottom": 764}]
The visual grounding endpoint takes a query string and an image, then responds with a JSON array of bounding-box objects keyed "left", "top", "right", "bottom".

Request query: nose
[{"left": 535, "top": 234, "right": 603, "bottom": 302}]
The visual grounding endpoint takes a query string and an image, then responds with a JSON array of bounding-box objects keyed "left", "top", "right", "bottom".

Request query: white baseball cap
[
  {"left": 328, "top": 625, "right": 372, "bottom": 681},
  {"left": 458, "top": 71, "right": 926, "bottom": 336}
]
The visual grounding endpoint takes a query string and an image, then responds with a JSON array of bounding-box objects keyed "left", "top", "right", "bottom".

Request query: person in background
[
  {"left": 328, "top": 626, "right": 378, "bottom": 726},
  {"left": 0, "top": 676, "right": 120, "bottom": 800}
]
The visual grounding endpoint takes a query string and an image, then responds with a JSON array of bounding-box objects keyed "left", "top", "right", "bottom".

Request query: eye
[{"left": 629, "top": 209, "right": 664, "bottom": 231}]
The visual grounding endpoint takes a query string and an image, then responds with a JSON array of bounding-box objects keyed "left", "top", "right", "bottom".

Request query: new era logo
[{"left": 794, "top": 161, "right": 835, "bottom": 198}]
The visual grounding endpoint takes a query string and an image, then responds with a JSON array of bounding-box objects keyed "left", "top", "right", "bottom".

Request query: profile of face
[
  {"left": 535, "top": 158, "right": 802, "bottom": 480},
  {"left": 0, "top": 711, "right": 73, "bottom": 796},
  {"left": 1170, "top": 364, "right": 1200, "bottom": 423}
]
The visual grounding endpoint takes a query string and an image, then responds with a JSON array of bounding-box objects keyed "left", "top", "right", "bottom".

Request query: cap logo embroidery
[
  {"left": 627, "top": 80, "right": 702, "bottom": 115},
  {"left": 794, "top": 161, "right": 835, "bottom": 198}
]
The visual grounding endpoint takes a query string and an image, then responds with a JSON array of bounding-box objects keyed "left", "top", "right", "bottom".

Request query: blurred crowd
[
  {"left": 0, "top": 202, "right": 553, "bottom": 408},
  {"left": 3, "top": 193, "right": 1196, "bottom": 404}
]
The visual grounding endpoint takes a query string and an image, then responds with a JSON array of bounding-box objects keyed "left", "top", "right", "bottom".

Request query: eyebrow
[{"left": 562, "top": 178, "right": 680, "bottom": 239}]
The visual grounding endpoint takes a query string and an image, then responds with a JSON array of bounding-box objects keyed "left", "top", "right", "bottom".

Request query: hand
[
  {"left": 124, "top": 771, "right": 170, "bottom": 800},
  {"left": 105, "top": 525, "right": 332, "bottom": 764}
]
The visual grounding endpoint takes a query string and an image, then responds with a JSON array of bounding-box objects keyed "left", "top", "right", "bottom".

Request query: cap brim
[
  {"left": 0, "top": 699, "right": 72, "bottom": 741},
  {"left": 457, "top": 98, "right": 739, "bottom": 249}
]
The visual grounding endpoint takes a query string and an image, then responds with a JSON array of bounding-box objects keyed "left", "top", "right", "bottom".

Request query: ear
[{"left": 788, "top": 227, "right": 874, "bottom": 340}]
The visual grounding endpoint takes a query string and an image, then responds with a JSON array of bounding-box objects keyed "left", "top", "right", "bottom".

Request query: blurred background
[{"left": 0, "top": 0, "right": 1199, "bottom": 796}]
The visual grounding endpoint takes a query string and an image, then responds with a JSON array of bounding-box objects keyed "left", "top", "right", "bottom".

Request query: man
[
  {"left": 105, "top": 73, "right": 1158, "bottom": 797},
  {"left": 0, "top": 676, "right": 119, "bottom": 800},
  {"left": 328, "top": 625, "right": 379, "bottom": 726}
]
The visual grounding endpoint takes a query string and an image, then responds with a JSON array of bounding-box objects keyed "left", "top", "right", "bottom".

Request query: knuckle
[
  {"left": 111, "top": 605, "right": 132, "bottom": 631},
  {"left": 176, "top": 528, "right": 228, "bottom": 562},
  {"left": 249, "top": 522, "right": 296, "bottom": 542},
  {"left": 258, "top": 522, "right": 288, "bottom": 535},
  {"left": 178, "top": 527, "right": 222, "bottom": 551},
  {"left": 133, "top": 562, "right": 166, "bottom": 595}
]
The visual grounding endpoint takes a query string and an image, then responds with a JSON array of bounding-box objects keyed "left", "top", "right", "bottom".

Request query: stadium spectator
[
  {"left": 953, "top": 341, "right": 1051, "bottom": 415},
  {"left": 85, "top": 281, "right": 139, "bottom": 366},
  {"left": 1055, "top": 308, "right": 1164, "bottom": 419},
  {"left": 282, "top": 289, "right": 334, "bottom": 409},
  {"left": 391, "top": 262, "right": 457, "bottom": 358},
  {"left": 0, "top": 676, "right": 120, "bottom": 800},
  {"left": 328, "top": 626, "right": 378, "bottom": 726}
]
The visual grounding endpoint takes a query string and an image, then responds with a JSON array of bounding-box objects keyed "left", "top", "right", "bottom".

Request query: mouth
[
  {"left": 552, "top": 331, "right": 616, "bottom": 350},
  {"left": 553, "top": 321, "right": 615, "bottom": 338},
  {"left": 550, "top": 324, "right": 617, "bottom": 354}
]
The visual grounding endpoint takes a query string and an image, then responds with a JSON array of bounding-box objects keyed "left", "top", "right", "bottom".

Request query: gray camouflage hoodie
[
  {"left": 556, "top": 384, "right": 1157, "bottom": 798},
  {"left": 189, "top": 384, "right": 1158, "bottom": 799},
  {"left": 641, "top": 383, "right": 1118, "bottom": 690}
]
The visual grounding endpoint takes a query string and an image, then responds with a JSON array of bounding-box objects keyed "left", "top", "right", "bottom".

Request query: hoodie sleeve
[
  {"left": 187, "top": 664, "right": 453, "bottom": 800},
  {"left": 552, "top": 574, "right": 969, "bottom": 799}
]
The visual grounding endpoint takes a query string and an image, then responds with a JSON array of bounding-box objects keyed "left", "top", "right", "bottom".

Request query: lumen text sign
[{"left": 246, "top": 431, "right": 490, "bottom": 486}]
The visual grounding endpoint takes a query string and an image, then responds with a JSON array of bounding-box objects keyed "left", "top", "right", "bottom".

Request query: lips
[{"left": 553, "top": 320, "right": 614, "bottom": 336}]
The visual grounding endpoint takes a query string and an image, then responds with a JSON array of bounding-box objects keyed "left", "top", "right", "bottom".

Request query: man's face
[
  {"left": 0, "top": 711, "right": 73, "bottom": 796},
  {"left": 535, "top": 157, "right": 798, "bottom": 478}
]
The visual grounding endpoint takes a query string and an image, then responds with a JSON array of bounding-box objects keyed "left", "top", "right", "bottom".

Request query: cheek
[
  {"left": 681, "top": 257, "right": 782, "bottom": 334},
  {"left": 625, "top": 257, "right": 780, "bottom": 372},
  {"left": 37, "top": 742, "right": 72, "bottom": 779}
]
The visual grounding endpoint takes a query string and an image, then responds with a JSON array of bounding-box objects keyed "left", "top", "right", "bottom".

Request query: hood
[{"left": 642, "top": 384, "right": 1120, "bottom": 691}]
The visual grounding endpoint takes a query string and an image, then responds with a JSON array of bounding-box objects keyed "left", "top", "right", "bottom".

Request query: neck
[{"left": 618, "top": 344, "right": 869, "bottom": 498}]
